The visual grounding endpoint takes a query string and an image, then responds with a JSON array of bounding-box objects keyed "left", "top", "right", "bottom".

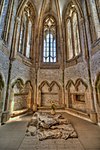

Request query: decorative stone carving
[
  {"left": 38, "top": 81, "right": 62, "bottom": 107},
  {"left": 10, "top": 79, "right": 33, "bottom": 113},
  {"left": 66, "top": 78, "right": 88, "bottom": 112}
]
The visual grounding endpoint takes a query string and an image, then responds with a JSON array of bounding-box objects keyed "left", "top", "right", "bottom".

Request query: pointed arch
[
  {"left": 12, "top": 78, "right": 24, "bottom": 88},
  {"left": 12, "top": 0, "right": 37, "bottom": 60},
  {"left": 16, "top": 0, "right": 37, "bottom": 17},
  {"left": 42, "top": 15, "right": 57, "bottom": 63},
  {"left": 50, "top": 81, "right": 61, "bottom": 90},
  {"left": 75, "top": 78, "right": 88, "bottom": 90},
  {"left": 39, "top": 81, "right": 50, "bottom": 90},
  {"left": 63, "top": 1, "right": 84, "bottom": 61},
  {"left": 38, "top": 80, "right": 62, "bottom": 107},
  {"left": 25, "top": 80, "right": 33, "bottom": 90},
  {"left": 66, "top": 79, "right": 75, "bottom": 90}
]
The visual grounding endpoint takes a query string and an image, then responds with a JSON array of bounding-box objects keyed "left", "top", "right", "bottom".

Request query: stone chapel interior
[{"left": 0, "top": 0, "right": 100, "bottom": 125}]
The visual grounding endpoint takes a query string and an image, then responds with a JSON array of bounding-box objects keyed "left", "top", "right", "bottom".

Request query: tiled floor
[{"left": 0, "top": 112, "right": 100, "bottom": 150}]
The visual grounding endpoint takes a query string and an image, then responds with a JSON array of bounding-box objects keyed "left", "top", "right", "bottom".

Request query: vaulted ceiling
[{"left": 18, "top": 0, "right": 83, "bottom": 19}]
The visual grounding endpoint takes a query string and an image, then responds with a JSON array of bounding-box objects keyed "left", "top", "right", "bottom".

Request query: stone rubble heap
[{"left": 26, "top": 112, "right": 78, "bottom": 140}]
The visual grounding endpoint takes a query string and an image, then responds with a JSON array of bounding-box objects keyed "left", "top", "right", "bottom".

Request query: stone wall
[
  {"left": 37, "top": 68, "right": 63, "bottom": 107},
  {"left": 91, "top": 46, "right": 100, "bottom": 124},
  {"left": 9, "top": 59, "right": 35, "bottom": 112},
  {"left": 0, "top": 0, "right": 100, "bottom": 125}
]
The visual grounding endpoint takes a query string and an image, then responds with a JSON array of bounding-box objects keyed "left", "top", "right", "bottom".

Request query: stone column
[{"left": 83, "top": 0, "right": 97, "bottom": 123}]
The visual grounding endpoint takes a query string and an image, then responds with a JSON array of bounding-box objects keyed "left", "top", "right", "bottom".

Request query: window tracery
[
  {"left": 0, "top": 0, "right": 9, "bottom": 38},
  {"left": 15, "top": 4, "right": 34, "bottom": 60},
  {"left": 88, "top": 0, "right": 100, "bottom": 41},
  {"left": 65, "top": 4, "right": 81, "bottom": 60},
  {"left": 26, "top": 20, "right": 32, "bottom": 58},
  {"left": 2, "top": 0, "right": 14, "bottom": 43},
  {"left": 43, "top": 16, "right": 57, "bottom": 63}
]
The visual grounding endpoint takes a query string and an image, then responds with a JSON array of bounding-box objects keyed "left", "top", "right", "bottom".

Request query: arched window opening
[
  {"left": 89, "top": 0, "right": 100, "bottom": 40},
  {"left": 65, "top": 4, "right": 81, "bottom": 61},
  {"left": 18, "top": 20, "right": 25, "bottom": 53},
  {"left": 15, "top": 4, "right": 34, "bottom": 60},
  {"left": 2, "top": 0, "right": 14, "bottom": 43},
  {"left": 0, "top": 0, "right": 9, "bottom": 38},
  {"left": 72, "top": 12, "right": 81, "bottom": 56},
  {"left": 26, "top": 21, "right": 32, "bottom": 58},
  {"left": 43, "top": 16, "right": 57, "bottom": 63},
  {"left": 66, "top": 19, "right": 73, "bottom": 60}
]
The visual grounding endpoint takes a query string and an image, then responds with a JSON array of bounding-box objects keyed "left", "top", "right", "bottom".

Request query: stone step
[{"left": 11, "top": 108, "right": 28, "bottom": 118}]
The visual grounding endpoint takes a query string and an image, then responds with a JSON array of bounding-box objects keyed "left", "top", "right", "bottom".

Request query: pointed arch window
[
  {"left": 15, "top": 6, "right": 34, "bottom": 60},
  {"left": 72, "top": 12, "right": 81, "bottom": 56},
  {"left": 0, "top": 0, "right": 9, "bottom": 38},
  {"left": 26, "top": 20, "right": 32, "bottom": 58},
  {"left": 18, "top": 19, "right": 25, "bottom": 53},
  {"left": 66, "top": 5, "right": 81, "bottom": 60},
  {"left": 66, "top": 19, "right": 73, "bottom": 60},
  {"left": 43, "top": 16, "right": 57, "bottom": 63},
  {"left": 2, "top": 0, "right": 14, "bottom": 43}
]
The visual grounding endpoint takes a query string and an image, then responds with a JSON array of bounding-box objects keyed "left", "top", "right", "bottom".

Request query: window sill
[
  {"left": 65, "top": 54, "right": 82, "bottom": 68},
  {"left": 17, "top": 52, "right": 33, "bottom": 66},
  {"left": 40, "top": 62, "right": 60, "bottom": 69}
]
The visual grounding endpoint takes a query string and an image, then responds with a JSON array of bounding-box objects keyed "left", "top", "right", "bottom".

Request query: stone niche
[
  {"left": 10, "top": 79, "right": 33, "bottom": 114},
  {"left": 0, "top": 74, "right": 4, "bottom": 112},
  {"left": 38, "top": 81, "right": 62, "bottom": 107},
  {"left": 66, "top": 79, "right": 88, "bottom": 113}
]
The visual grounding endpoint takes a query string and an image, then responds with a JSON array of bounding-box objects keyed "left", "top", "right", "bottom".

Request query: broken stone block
[
  {"left": 37, "top": 129, "right": 62, "bottom": 140},
  {"left": 26, "top": 112, "right": 78, "bottom": 140},
  {"left": 30, "top": 117, "right": 38, "bottom": 127},
  {"left": 28, "top": 126, "right": 36, "bottom": 136}
]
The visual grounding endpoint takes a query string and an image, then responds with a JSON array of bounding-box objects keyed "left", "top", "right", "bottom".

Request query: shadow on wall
[{"left": 0, "top": 74, "right": 4, "bottom": 112}]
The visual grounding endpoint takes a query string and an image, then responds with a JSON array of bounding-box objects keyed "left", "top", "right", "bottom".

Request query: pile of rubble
[{"left": 26, "top": 112, "right": 78, "bottom": 140}]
